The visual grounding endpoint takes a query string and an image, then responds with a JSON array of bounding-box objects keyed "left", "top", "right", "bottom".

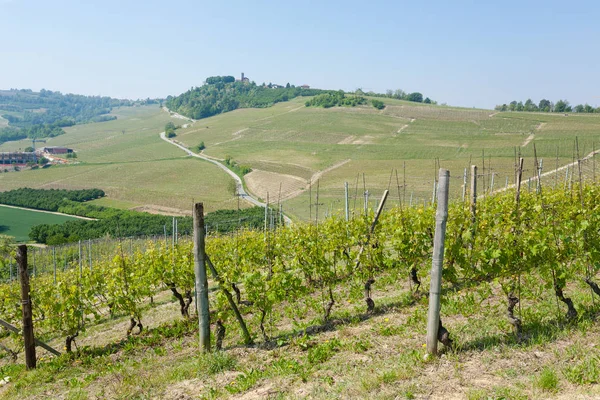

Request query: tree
[
  {"left": 394, "top": 89, "right": 406, "bottom": 100},
  {"left": 524, "top": 99, "right": 538, "bottom": 112},
  {"left": 407, "top": 92, "right": 423, "bottom": 103},
  {"left": 424, "top": 97, "right": 432, "bottom": 104},
  {"left": 554, "top": 99, "right": 570, "bottom": 113},
  {"left": 165, "top": 122, "right": 176, "bottom": 137},
  {"left": 516, "top": 101, "right": 524, "bottom": 112},
  {"left": 371, "top": 99, "right": 385, "bottom": 110},
  {"left": 574, "top": 104, "right": 585, "bottom": 113},
  {"left": 508, "top": 101, "right": 517, "bottom": 112},
  {"left": 24, "top": 146, "right": 34, "bottom": 152},
  {"left": 286, "top": 83, "right": 290, "bottom": 89},
  {"left": 584, "top": 104, "right": 595, "bottom": 113},
  {"left": 539, "top": 99, "right": 552, "bottom": 112}
]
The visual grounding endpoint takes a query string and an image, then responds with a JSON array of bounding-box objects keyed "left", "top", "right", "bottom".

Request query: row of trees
[
  {"left": 29, "top": 205, "right": 268, "bottom": 245},
  {"left": 365, "top": 89, "right": 435, "bottom": 104},
  {"left": 0, "top": 188, "right": 105, "bottom": 211},
  {"left": 0, "top": 187, "right": 268, "bottom": 244},
  {"left": 304, "top": 91, "right": 367, "bottom": 108},
  {"left": 495, "top": 99, "right": 600, "bottom": 113},
  {"left": 165, "top": 78, "right": 325, "bottom": 120}
]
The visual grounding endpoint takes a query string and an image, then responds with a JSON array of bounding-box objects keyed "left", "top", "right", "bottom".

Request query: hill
[
  {"left": 3, "top": 94, "right": 600, "bottom": 222},
  {"left": 0, "top": 106, "right": 240, "bottom": 214},
  {"left": 170, "top": 96, "right": 600, "bottom": 220},
  {"left": 0, "top": 88, "right": 137, "bottom": 145},
  {"left": 165, "top": 75, "right": 324, "bottom": 120}
]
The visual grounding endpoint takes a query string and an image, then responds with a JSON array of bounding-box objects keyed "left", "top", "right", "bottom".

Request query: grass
[{"left": 0, "top": 205, "right": 79, "bottom": 242}]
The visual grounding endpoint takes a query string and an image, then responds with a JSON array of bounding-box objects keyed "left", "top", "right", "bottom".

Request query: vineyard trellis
[{"left": 2, "top": 143, "right": 600, "bottom": 365}]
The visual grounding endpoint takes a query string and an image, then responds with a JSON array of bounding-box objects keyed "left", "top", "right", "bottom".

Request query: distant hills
[{"left": 0, "top": 89, "right": 154, "bottom": 145}]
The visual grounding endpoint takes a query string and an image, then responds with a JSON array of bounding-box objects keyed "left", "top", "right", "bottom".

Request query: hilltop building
[
  {"left": 300, "top": 84, "right": 310, "bottom": 89},
  {"left": 236, "top": 72, "right": 250, "bottom": 83}
]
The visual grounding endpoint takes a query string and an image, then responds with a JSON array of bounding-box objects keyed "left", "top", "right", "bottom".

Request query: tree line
[
  {"left": 366, "top": 89, "right": 435, "bottom": 104},
  {"left": 0, "top": 188, "right": 267, "bottom": 244},
  {"left": 29, "top": 204, "right": 269, "bottom": 244},
  {"left": 0, "top": 188, "right": 105, "bottom": 210},
  {"left": 304, "top": 91, "right": 367, "bottom": 108},
  {"left": 495, "top": 99, "right": 600, "bottom": 113},
  {"left": 165, "top": 76, "right": 326, "bottom": 120}
]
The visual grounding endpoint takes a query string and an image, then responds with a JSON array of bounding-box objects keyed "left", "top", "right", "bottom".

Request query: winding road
[{"left": 159, "top": 131, "right": 265, "bottom": 208}]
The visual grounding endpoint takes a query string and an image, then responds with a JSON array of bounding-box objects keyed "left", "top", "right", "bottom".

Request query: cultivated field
[
  {"left": 174, "top": 97, "right": 600, "bottom": 220},
  {"left": 0, "top": 106, "right": 238, "bottom": 214},
  {"left": 0, "top": 205, "right": 78, "bottom": 242},
  {"left": 2, "top": 100, "right": 600, "bottom": 220}
]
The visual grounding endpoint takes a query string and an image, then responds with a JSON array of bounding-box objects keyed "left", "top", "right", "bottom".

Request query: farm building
[
  {"left": 300, "top": 84, "right": 310, "bottom": 89},
  {"left": 0, "top": 151, "right": 37, "bottom": 165},
  {"left": 42, "top": 146, "right": 73, "bottom": 155}
]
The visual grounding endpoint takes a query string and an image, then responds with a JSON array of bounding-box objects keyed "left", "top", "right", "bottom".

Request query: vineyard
[{"left": 2, "top": 169, "right": 600, "bottom": 398}]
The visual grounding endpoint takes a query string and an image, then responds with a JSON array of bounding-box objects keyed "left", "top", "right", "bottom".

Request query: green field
[
  {"left": 173, "top": 97, "right": 600, "bottom": 219},
  {"left": 0, "top": 106, "right": 239, "bottom": 214},
  {"left": 0, "top": 205, "right": 79, "bottom": 242},
  {"left": 2, "top": 99, "right": 600, "bottom": 221}
]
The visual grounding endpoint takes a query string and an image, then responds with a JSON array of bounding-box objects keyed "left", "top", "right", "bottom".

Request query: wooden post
[
  {"left": 461, "top": 168, "right": 467, "bottom": 201},
  {"left": 0, "top": 319, "right": 60, "bottom": 357},
  {"left": 426, "top": 169, "right": 450, "bottom": 355},
  {"left": 52, "top": 247, "right": 57, "bottom": 284},
  {"left": 78, "top": 240, "right": 82, "bottom": 278},
  {"left": 17, "top": 245, "right": 36, "bottom": 369},
  {"left": 344, "top": 181, "right": 349, "bottom": 221},
  {"left": 354, "top": 190, "right": 389, "bottom": 270},
  {"left": 515, "top": 158, "right": 524, "bottom": 209},
  {"left": 193, "top": 203, "right": 211, "bottom": 352},
  {"left": 470, "top": 165, "right": 477, "bottom": 224}
]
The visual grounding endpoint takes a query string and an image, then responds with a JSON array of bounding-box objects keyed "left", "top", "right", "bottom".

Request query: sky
[{"left": 1, "top": 0, "right": 599, "bottom": 109}]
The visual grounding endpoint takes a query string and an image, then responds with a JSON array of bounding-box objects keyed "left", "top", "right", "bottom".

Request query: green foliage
[
  {"left": 166, "top": 78, "right": 324, "bottom": 120},
  {"left": 11, "top": 187, "right": 267, "bottom": 243},
  {"left": 193, "top": 141, "right": 205, "bottom": 153},
  {"left": 165, "top": 121, "right": 177, "bottom": 137},
  {"left": 535, "top": 367, "right": 559, "bottom": 392},
  {"left": 24, "top": 146, "right": 34, "bottom": 152},
  {"left": 406, "top": 92, "right": 423, "bottom": 103},
  {"left": 223, "top": 155, "right": 251, "bottom": 176},
  {"left": 371, "top": 99, "right": 385, "bottom": 110},
  {"left": 0, "top": 188, "right": 105, "bottom": 211},
  {"left": 305, "top": 91, "right": 367, "bottom": 108},
  {"left": 495, "top": 98, "right": 592, "bottom": 113}
]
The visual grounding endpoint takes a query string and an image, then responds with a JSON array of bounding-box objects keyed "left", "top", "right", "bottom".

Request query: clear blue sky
[{"left": 1, "top": 0, "right": 599, "bottom": 109}]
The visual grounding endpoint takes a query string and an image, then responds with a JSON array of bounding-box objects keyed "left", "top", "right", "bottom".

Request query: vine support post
[
  {"left": 193, "top": 203, "right": 211, "bottom": 352},
  {"left": 461, "top": 168, "right": 467, "bottom": 201},
  {"left": 53, "top": 247, "right": 57, "bottom": 284},
  {"left": 17, "top": 245, "right": 36, "bottom": 369},
  {"left": 470, "top": 165, "right": 477, "bottom": 225},
  {"left": 426, "top": 169, "right": 450, "bottom": 356},
  {"left": 344, "top": 181, "right": 349, "bottom": 221},
  {"left": 78, "top": 240, "right": 82, "bottom": 278}
]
